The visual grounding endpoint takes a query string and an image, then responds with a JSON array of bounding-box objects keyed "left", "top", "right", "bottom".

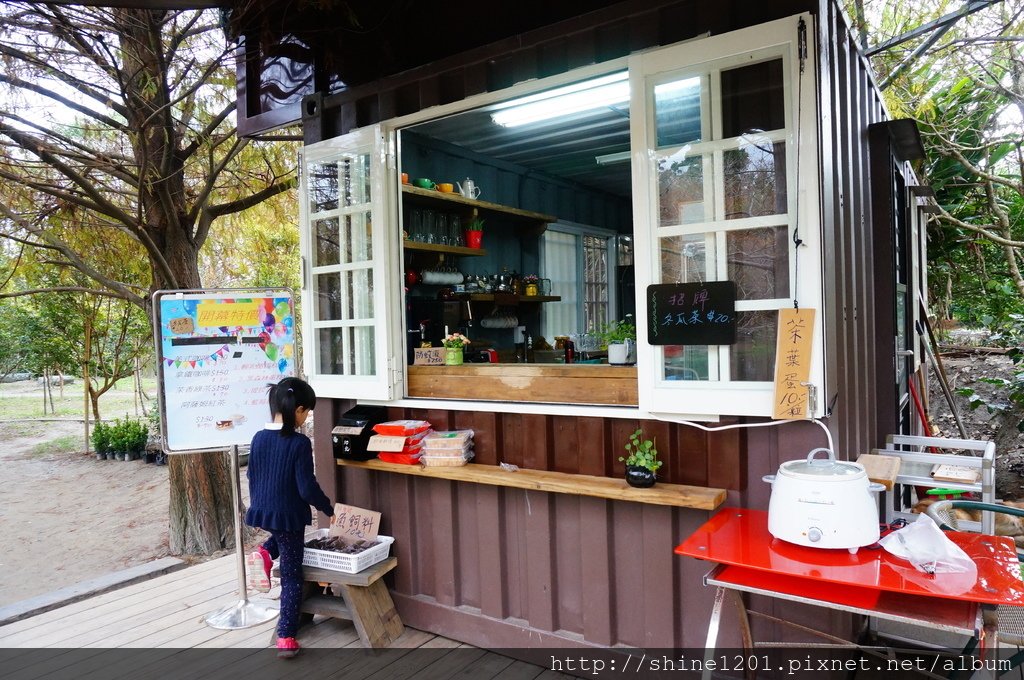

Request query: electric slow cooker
[{"left": 763, "top": 448, "right": 885, "bottom": 554}]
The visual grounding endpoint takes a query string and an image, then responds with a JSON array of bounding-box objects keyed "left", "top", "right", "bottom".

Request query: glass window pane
[
  {"left": 730, "top": 310, "right": 777, "bottom": 381},
  {"left": 657, "top": 151, "right": 706, "bottom": 227},
  {"left": 721, "top": 58, "right": 785, "bottom": 137},
  {"left": 663, "top": 345, "right": 709, "bottom": 381},
  {"left": 315, "top": 217, "right": 339, "bottom": 267},
  {"left": 309, "top": 163, "right": 338, "bottom": 212},
  {"left": 317, "top": 327, "right": 376, "bottom": 375},
  {"left": 723, "top": 139, "right": 787, "bottom": 219},
  {"left": 344, "top": 212, "right": 373, "bottom": 263},
  {"left": 727, "top": 226, "right": 790, "bottom": 300},
  {"left": 346, "top": 269, "right": 374, "bottom": 319},
  {"left": 340, "top": 154, "right": 371, "bottom": 207},
  {"left": 316, "top": 273, "right": 341, "bottom": 320},
  {"left": 660, "top": 234, "right": 709, "bottom": 285},
  {"left": 318, "top": 328, "right": 343, "bottom": 374},
  {"left": 350, "top": 326, "right": 376, "bottom": 375},
  {"left": 654, "top": 76, "right": 702, "bottom": 148},
  {"left": 542, "top": 230, "right": 577, "bottom": 339}
]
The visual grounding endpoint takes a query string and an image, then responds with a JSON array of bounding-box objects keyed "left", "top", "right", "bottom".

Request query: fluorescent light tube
[
  {"left": 595, "top": 151, "right": 630, "bottom": 165},
  {"left": 491, "top": 72, "right": 629, "bottom": 128}
]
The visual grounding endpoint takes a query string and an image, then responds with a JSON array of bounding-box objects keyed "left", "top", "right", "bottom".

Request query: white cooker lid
[{"left": 779, "top": 448, "right": 865, "bottom": 480}]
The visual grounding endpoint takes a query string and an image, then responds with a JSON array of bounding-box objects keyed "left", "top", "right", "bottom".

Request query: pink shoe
[
  {"left": 276, "top": 636, "right": 300, "bottom": 659},
  {"left": 246, "top": 547, "right": 272, "bottom": 593}
]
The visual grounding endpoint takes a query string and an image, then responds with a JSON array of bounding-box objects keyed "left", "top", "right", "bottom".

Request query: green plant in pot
[
  {"left": 91, "top": 421, "right": 110, "bottom": 461},
  {"left": 620, "top": 428, "right": 661, "bottom": 488},
  {"left": 599, "top": 319, "right": 636, "bottom": 365},
  {"left": 464, "top": 218, "right": 484, "bottom": 249}
]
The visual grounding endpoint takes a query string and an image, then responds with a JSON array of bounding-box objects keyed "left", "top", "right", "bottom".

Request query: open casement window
[
  {"left": 299, "top": 125, "right": 398, "bottom": 400},
  {"left": 630, "top": 14, "right": 825, "bottom": 418}
]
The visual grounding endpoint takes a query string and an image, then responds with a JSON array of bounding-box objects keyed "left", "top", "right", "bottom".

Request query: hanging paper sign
[
  {"left": 773, "top": 307, "right": 816, "bottom": 420},
  {"left": 646, "top": 282, "right": 737, "bottom": 345},
  {"left": 154, "top": 289, "right": 296, "bottom": 452}
]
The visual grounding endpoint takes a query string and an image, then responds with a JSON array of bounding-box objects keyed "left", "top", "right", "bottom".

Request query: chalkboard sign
[{"left": 647, "top": 282, "right": 737, "bottom": 345}]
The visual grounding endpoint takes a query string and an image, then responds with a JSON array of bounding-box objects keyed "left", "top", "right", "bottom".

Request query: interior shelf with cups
[
  {"left": 401, "top": 184, "right": 556, "bottom": 232},
  {"left": 403, "top": 241, "right": 487, "bottom": 257}
]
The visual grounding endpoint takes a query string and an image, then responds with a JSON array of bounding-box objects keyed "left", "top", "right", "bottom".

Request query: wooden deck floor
[{"left": 0, "top": 555, "right": 569, "bottom": 680}]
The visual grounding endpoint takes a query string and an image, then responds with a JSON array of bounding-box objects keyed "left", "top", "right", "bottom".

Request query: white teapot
[{"left": 456, "top": 178, "right": 481, "bottom": 199}]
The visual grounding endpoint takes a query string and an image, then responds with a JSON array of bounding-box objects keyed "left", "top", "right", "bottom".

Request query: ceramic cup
[
  {"left": 413, "top": 178, "right": 434, "bottom": 189},
  {"left": 401, "top": 172, "right": 409, "bottom": 184},
  {"left": 436, "top": 183, "right": 454, "bottom": 193}
]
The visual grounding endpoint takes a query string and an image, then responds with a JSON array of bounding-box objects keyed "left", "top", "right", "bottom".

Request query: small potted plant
[
  {"left": 464, "top": 218, "right": 484, "bottom": 249},
  {"left": 619, "top": 428, "right": 661, "bottom": 488},
  {"left": 522, "top": 274, "right": 540, "bottom": 296},
  {"left": 91, "top": 421, "right": 110, "bottom": 461},
  {"left": 442, "top": 332, "right": 471, "bottom": 365},
  {"left": 599, "top": 319, "right": 636, "bottom": 365}
]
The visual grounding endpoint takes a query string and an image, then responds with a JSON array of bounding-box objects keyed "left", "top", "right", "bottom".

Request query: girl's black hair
[{"left": 268, "top": 377, "right": 316, "bottom": 436}]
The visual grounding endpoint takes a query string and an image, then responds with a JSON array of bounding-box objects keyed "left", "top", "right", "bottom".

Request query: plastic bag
[{"left": 879, "top": 513, "right": 977, "bottom": 574}]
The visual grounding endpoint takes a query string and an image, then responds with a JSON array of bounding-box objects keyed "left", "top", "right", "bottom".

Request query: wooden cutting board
[{"left": 856, "top": 453, "right": 901, "bottom": 491}]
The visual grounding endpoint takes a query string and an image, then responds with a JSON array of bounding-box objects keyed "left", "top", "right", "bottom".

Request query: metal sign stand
[{"left": 204, "top": 444, "right": 279, "bottom": 629}]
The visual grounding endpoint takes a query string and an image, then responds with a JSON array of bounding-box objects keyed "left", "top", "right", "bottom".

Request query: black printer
[{"left": 332, "top": 405, "right": 388, "bottom": 460}]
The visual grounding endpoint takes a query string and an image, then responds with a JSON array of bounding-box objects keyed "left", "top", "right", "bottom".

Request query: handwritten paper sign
[
  {"left": 367, "top": 434, "right": 409, "bottom": 452},
  {"left": 330, "top": 503, "right": 381, "bottom": 542},
  {"left": 647, "top": 282, "right": 737, "bottom": 345},
  {"left": 413, "top": 347, "right": 445, "bottom": 365},
  {"left": 773, "top": 307, "right": 816, "bottom": 420}
]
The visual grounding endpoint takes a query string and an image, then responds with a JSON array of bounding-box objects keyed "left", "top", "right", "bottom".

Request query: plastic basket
[{"left": 302, "top": 530, "right": 394, "bottom": 574}]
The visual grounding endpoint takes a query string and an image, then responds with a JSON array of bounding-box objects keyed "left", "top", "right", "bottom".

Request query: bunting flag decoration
[{"left": 165, "top": 345, "right": 233, "bottom": 370}]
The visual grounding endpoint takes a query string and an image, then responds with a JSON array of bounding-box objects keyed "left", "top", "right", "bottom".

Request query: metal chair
[{"left": 926, "top": 500, "right": 1024, "bottom": 677}]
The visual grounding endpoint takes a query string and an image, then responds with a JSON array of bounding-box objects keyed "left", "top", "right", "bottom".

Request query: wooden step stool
[{"left": 272, "top": 557, "right": 403, "bottom": 648}]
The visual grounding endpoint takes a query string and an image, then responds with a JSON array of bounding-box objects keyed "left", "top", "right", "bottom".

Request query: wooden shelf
[
  {"left": 403, "top": 241, "right": 488, "bottom": 257},
  {"left": 401, "top": 184, "right": 556, "bottom": 224},
  {"left": 338, "top": 459, "right": 726, "bottom": 511},
  {"left": 463, "top": 293, "right": 560, "bottom": 303}
]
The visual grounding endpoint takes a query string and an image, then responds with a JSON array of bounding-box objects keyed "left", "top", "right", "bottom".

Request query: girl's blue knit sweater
[{"left": 245, "top": 427, "right": 334, "bottom": 532}]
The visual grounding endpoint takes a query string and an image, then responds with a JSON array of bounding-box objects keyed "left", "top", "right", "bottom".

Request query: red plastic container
[{"left": 378, "top": 451, "right": 424, "bottom": 465}]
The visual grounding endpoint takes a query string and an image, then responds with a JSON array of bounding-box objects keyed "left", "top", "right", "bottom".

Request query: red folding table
[{"left": 675, "top": 508, "right": 1024, "bottom": 680}]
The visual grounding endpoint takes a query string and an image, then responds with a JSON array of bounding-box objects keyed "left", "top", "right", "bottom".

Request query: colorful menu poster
[
  {"left": 772, "top": 307, "right": 816, "bottom": 420},
  {"left": 155, "top": 290, "right": 295, "bottom": 452}
]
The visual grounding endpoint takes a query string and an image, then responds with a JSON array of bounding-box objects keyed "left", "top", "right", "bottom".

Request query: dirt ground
[
  {"left": 926, "top": 351, "right": 1024, "bottom": 500},
  {"left": 0, "top": 419, "right": 171, "bottom": 606}
]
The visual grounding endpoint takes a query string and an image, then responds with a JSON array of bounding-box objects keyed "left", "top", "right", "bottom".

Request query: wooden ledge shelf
[{"left": 338, "top": 459, "right": 726, "bottom": 511}]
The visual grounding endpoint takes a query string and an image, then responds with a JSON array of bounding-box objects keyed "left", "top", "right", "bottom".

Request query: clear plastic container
[
  {"left": 420, "top": 449, "right": 475, "bottom": 467},
  {"left": 422, "top": 429, "right": 474, "bottom": 450}
]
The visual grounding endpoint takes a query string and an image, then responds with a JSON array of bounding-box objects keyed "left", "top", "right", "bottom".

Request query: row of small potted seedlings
[{"left": 91, "top": 418, "right": 162, "bottom": 463}]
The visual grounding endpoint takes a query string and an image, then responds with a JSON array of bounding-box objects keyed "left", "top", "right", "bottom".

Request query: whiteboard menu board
[{"left": 154, "top": 289, "right": 296, "bottom": 452}]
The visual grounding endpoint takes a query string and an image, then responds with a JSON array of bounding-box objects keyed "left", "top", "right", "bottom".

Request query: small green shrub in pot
[
  {"left": 598, "top": 319, "right": 636, "bottom": 349},
  {"left": 91, "top": 421, "right": 110, "bottom": 459},
  {"left": 619, "top": 428, "right": 661, "bottom": 488}
]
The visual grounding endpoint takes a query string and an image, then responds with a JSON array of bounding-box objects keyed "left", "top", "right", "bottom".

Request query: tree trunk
[{"left": 168, "top": 450, "right": 237, "bottom": 555}]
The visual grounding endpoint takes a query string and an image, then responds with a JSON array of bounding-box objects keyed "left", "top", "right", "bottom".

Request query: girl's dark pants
[{"left": 262, "top": 530, "right": 305, "bottom": 638}]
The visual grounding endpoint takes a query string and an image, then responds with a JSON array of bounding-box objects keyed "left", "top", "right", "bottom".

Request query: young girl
[{"left": 245, "top": 377, "right": 334, "bottom": 659}]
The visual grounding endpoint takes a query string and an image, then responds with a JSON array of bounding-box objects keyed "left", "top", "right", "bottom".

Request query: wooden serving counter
[
  {"left": 338, "top": 459, "right": 726, "bottom": 510},
  {"left": 406, "top": 363, "right": 638, "bottom": 405}
]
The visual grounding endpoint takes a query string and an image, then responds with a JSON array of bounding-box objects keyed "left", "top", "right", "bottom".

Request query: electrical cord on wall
[{"left": 653, "top": 415, "right": 835, "bottom": 457}]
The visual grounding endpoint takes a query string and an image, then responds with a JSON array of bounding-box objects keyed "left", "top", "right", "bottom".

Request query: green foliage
[
  {"left": 598, "top": 319, "right": 636, "bottom": 348},
  {"left": 466, "top": 218, "right": 485, "bottom": 232},
  {"left": 91, "top": 420, "right": 111, "bottom": 454},
  {"left": 619, "top": 428, "right": 662, "bottom": 473},
  {"left": 104, "top": 417, "right": 149, "bottom": 453}
]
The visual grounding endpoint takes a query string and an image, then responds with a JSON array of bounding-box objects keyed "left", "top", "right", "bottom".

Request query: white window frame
[
  {"left": 299, "top": 125, "right": 400, "bottom": 400},
  {"left": 630, "top": 14, "right": 826, "bottom": 418}
]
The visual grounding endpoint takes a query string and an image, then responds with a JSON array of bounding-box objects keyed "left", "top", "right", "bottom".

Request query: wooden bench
[{"left": 272, "top": 557, "right": 403, "bottom": 648}]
